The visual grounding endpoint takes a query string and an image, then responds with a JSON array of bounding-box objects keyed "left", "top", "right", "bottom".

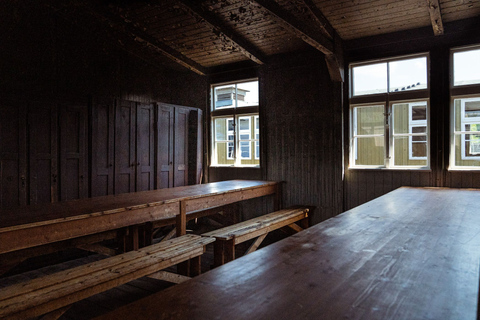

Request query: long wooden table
[
  {"left": 96, "top": 187, "right": 480, "bottom": 320},
  {"left": 0, "top": 180, "right": 280, "bottom": 256}
]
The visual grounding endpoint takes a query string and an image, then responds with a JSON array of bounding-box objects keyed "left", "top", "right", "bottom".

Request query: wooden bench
[
  {"left": 0, "top": 234, "right": 214, "bottom": 320},
  {"left": 202, "top": 206, "right": 310, "bottom": 267}
]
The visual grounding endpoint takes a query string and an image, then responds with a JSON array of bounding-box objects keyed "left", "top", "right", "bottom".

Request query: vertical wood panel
[
  {"left": 115, "top": 100, "right": 136, "bottom": 194},
  {"left": 174, "top": 107, "right": 189, "bottom": 187},
  {"left": 91, "top": 98, "right": 115, "bottom": 197},
  {"left": 136, "top": 103, "right": 155, "bottom": 191},
  {"left": 60, "top": 104, "right": 88, "bottom": 201},
  {"left": 0, "top": 102, "right": 27, "bottom": 209},
  {"left": 28, "top": 102, "right": 58, "bottom": 205},
  {"left": 188, "top": 109, "right": 203, "bottom": 185},
  {"left": 157, "top": 104, "right": 174, "bottom": 189}
]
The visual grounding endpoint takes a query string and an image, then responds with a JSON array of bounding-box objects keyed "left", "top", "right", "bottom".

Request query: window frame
[
  {"left": 349, "top": 53, "right": 430, "bottom": 170},
  {"left": 210, "top": 79, "right": 260, "bottom": 168},
  {"left": 449, "top": 44, "right": 480, "bottom": 170}
]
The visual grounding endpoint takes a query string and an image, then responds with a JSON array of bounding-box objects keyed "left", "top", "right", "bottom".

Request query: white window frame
[
  {"left": 254, "top": 115, "right": 260, "bottom": 160},
  {"left": 226, "top": 118, "right": 234, "bottom": 160},
  {"left": 408, "top": 102, "right": 428, "bottom": 160},
  {"left": 210, "top": 79, "right": 260, "bottom": 167},
  {"left": 449, "top": 44, "right": 480, "bottom": 170},
  {"left": 349, "top": 53, "right": 430, "bottom": 170}
]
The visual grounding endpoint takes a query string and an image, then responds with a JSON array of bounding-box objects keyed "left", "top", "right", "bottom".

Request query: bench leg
[
  {"left": 40, "top": 305, "right": 71, "bottom": 320},
  {"left": 190, "top": 256, "right": 202, "bottom": 276},
  {"left": 213, "top": 239, "right": 235, "bottom": 267}
]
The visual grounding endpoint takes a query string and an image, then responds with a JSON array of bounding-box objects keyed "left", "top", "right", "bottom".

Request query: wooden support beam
[
  {"left": 176, "top": 0, "right": 267, "bottom": 65},
  {"left": 251, "top": 0, "right": 334, "bottom": 55},
  {"left": 301, "top": 0, "right": 335, "bottom": 39},
  {"left": 74, "top": 2, "right": 207, "bottom": 75},
  {"left": 426, "top": 0, "right": 444, "bottom": 35},
  {"left": 245, "top": 233, "right": 267, "bottom": 255}
]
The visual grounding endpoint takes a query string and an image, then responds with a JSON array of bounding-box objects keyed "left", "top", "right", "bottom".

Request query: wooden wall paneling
[
  {"left": 174, "top": 107, "right": 189, "bottom": 187},
  {"left": 115, "top": 100, "right": 136, "bottom": 194},
  {"left": 28, "top": 102, "right": 58, "bottom": 205},
  {"left": 0, "top": 103, "right": 27, "bottom": 209},
  {"left": 136, "top": 103, "right": 155, "bottom": 191},
  {"left": 188, "top": 109, "right": 203, "bottom": 185},
  {"left": 91, "top": 99, "right": 115, "bottom": 197},
  {"left": 60, "top": 104, "right": 88, "bottom": 201},
  {"left": 156, "top": 103, "right": 174, "bottom": 189}
]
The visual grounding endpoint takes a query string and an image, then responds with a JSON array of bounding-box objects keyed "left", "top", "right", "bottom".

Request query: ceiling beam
[
  {"left": 76, "top": 2, "right": 207, "bottom": 75},
  {"left": 176, "top": 0, "right": 267, "bottom": 65},
  {"left": 426, "top": 0, "right": 444, "bottom": 35},
  {"left": 301, "top": 0, "right": 335, "bottom": 40},
  {"left": 251, "top": 0, "right": 334, "bottom": 55},
  {"left": 251, "top": 0, "right": 344, "bottom": 81}
]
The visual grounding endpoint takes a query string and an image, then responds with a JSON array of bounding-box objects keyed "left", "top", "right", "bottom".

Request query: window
[
  {"left": 450, "top": 46, "right": 480, "bottom": 170},
  {"left": 350, "top": 54, "right": 429, "bottom": 169},
  {"left": 211, "top": 80, "right": 259, "bottom": 167}
]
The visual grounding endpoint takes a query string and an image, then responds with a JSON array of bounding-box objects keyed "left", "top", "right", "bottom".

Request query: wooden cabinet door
[
  {"left": 188, "top": 109, "right": 203, "bottom": 185},
  {"left": 114, "top": 100, "right": 136, "bottom": 195},
  {"left": 91, "top": 99, "right": 115, "bottom": 197},
  {"left": 136, "top": 103, "right": 155, "bottom": 191},
  {"left": 0, "top": 102, "right": 27, "bottom": 209},
  {"left": 174, "top": 107, "right": 189, "bottom": 187},
  {"left": 28, "top": 102, "right": 58, "bottom": 204},
  {"left": 60, "top": 104, "right": 88, "bottom": 201},
  {"left": 156, "top": 104, "right": 174, "bottom": 189}
]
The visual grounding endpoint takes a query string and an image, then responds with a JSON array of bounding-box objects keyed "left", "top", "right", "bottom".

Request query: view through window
[
  {"left": 211, "top": 80, "right": 259, "bottom": 167},
  {"left": 350, "top": 54, "right": 430, "bottom": 169}
]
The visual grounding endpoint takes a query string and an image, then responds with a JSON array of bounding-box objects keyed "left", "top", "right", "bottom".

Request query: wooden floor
[{"left": 0, "top": 217, "right": 289, "bottom": 319}]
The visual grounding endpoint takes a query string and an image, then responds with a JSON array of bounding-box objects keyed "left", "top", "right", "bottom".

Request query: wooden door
[
  {"left": 91, "top": 99, "right": 115, "bottom": 197},
  {"left": 0, "top": 102, "right": 27, "bottom": 209},
  {"left": 60, "top": 104, "right": 88, "bottom": 201},
  {"left": 156, "top": 104, "right": 174, "bottom": 189},
  {"left": 28, "top": 102, "right": 58, "bottom": 204},
  {"left": 136, "top": 103, "right": 155, "bottom": 191},
  {"left": 188, "top": 109, "right": 203, "bottom": 185},
  {"left": 115, "top": 100, "right": 136, "bottom": 195},
  {"left": 174, "top": 107, "right": 189, "bottom": 187}
]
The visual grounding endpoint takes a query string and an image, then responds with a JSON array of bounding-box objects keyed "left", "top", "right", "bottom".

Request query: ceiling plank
[
  {"left": 76, "top": 2, "right": 207, "bottom": 75},
  {"left": 176, "top": 0, "right": 267, "bottom": 65},
  {"left": 250, "top": 0, "right": 334, "bottom": 55},
  {"left": 426, "top": 0, "right": 444, "bottom": 35}
]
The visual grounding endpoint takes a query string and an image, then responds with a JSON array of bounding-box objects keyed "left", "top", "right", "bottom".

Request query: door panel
[
  {"left": 92, "top": 99, "right": 115, "bottom": 197},
  {"left": 115, "top": 100, "right": 136, "bottom": 195},
  {"left": 60, "top": 104, "right": 87, "bottom": 201},
  {"left": 0, "top": 102, "right": 27, "bottom": 209},
  {"left": 157, "top": 104, "right": 174, "bottom": 189},
  {"left": 136, "top": 103, "right": 155, "bottom": 191},
  {"left": 174, "top": 107, "right": 189, "bottom": 187},
  {"left": 28, "top": 102, "right": 58, "bottom": 205}
]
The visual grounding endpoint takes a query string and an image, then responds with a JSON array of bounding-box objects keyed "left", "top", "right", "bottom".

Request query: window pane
[
  {"left": 465, "top": 100, "right": 480, "bottom": 118},
  {"left": 454, "top": 48, "right": 480, "bottom": 86},
  {"left": 239, "top": 117, "right": 250, "bottom": 130},
  {"left": 393, "top": 136, "right": 427, "bottom": 166},
  {"left": 354, "top": 137, "right": 384, "bottom": 166},
  {"left": 412, "top": 126, "right": 427, "bottom": 134},
  {"left": 389, "top": 57, "right": 427, "bottom": 92},
  {"left": 236, "top": 81, "right": 259, "bottom": 106},
  {"left": 412, "top": 105, "right": 427, "bottom": 120},
  {"left": 352, "top": 63, "right": 387, "bottom": 96},
  {"left": 354, "top": 106, "right": 385, "bottom": 136},
  {"left": 240, "top": 141, "right": 250, "bottom": 158},
  {"left": 215, "top": 118, "right": 228, "bottom": 140},
  {"left": 454, "top": 134, "right": 480, "bottom": 166},
  {"left": 240, "top": 134, "right": 249, "bottom": 140},
  {"left": 215, "top": 142, "right": 233, "bottom": 165}
]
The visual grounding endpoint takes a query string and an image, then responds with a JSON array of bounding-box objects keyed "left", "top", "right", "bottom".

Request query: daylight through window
[
  {"left": 350, "top": 54, "right": 430, "bottom": 169},
  {"left": 211, "top": 80, "right": 259, "bottom": 167}
]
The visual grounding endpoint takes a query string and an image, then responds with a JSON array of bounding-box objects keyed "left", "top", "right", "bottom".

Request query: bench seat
[
  {"left": 202, "top": 206, "right": 309, "bottom": 266},
  {"left": 0, "top": 234, "right": 214, "bottom": 320}
]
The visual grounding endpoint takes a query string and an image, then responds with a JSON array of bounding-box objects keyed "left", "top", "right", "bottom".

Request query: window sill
[
  {"left": 448, "top": 167, "right": 480, "bottom": 171},
  {"left": 210, "top": 165, "right": 260, "bottom": 169},
  {"left": 348, "top": 167, "right": 431, "bottom": 172}
]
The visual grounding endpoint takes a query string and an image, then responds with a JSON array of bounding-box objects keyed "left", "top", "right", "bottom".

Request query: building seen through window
[
  {"left": 350, "top": 54, "right": 430, "bottom": 169},
  {"left": 211, "top": 80, "right": 259, "bottom": 167}
]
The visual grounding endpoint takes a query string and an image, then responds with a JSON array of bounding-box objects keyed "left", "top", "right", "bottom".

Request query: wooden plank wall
[
  {"left": 0, "top": 1, "right": 207, "bottom": 208},
  {"left": 344, "top": 17, "right": 480, "bottom": 210}
]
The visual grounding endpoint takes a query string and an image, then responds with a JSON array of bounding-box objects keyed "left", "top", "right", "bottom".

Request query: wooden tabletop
[
  {"left": 0, "top": 180, "right": 278, "bottom": 254},
  {"left": 96, "top": 187, "right": 480, "bottom": 320}
]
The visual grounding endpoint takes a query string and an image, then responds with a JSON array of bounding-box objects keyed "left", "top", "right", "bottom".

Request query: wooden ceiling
[{"left": 49, "top": 0, "right": 480, "bottom": 75}]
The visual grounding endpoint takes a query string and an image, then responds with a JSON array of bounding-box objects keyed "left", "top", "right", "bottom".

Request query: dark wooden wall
[
  {"left": 0, "top": 1, "right": 207, "bottom": 209},
  {"left": 344, "top": 17, "right": 480, "bottom": 210},
  {"left": 208, "top": 51, "right": 344, "bottom": 224}
]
